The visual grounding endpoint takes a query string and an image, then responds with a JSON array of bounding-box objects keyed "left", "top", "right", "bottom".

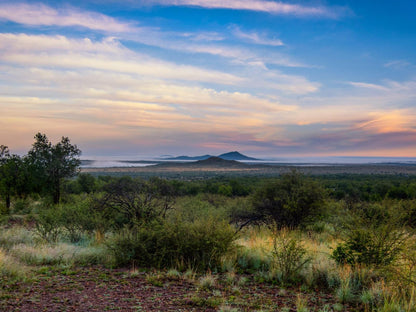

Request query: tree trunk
[
  {"left": 53, "top": 180, "right": 60, "bottom": 204},
  {"left": 6, "top": 193, "right": 10, "bottom": 213}
]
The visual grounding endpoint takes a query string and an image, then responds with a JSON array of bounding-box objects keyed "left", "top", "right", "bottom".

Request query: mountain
[
  {"left": 218, "top": 151, "right": 258, "bottom": 161},
  {"left": 190, "top": 156, "right": 249, "bottom": 168},
  {"left": 165, "top": 151, "right": 258, "bottom": 161},
  {"left": 165, "top": 154, "right": 212, "bottom": 161}
]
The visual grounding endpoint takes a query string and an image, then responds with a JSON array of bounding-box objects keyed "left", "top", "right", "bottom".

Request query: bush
[
  {"left": 251, "top": 170, "right": 326, "bottom": 228},
  {"left": 35, "top": 207, "right": 62, "bottom": 243},
  {"left": 57, "top": 199, "right": 96, "bottom": 243},
  {"left": 107, "top": 217, "right": 236, "bottom": 271},
  {"left": 96, "top": 177, "right": 174, "bottom": 228},
  {"left": 332, "top": 204, "right": 407, "bottom": 267},
  {"left": 270, "top": 228, "right": 311, "bottom": 285}
]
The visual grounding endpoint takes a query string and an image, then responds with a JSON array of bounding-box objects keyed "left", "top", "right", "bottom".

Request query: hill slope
[
  {"left": 165, "top": 151, "right": 258, "bottom": 161},
  {"left": 218, "top": 151, "right": 258, "bottom": 161}
]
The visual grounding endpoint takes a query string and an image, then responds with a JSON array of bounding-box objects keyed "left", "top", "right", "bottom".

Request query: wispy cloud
[
  {"left": 0, "top": 33, "right": 301, "bottom": 153},
  {"left": 0, "top": 33, "right": 242, "bottom": 85},
  {"left": 384, "top": 59, "right": 412, "bottom": 70},
  {"left": 0, "top": 2, "right": 309, "bottom": 73},
  {"left": 0, "top": 2, "right": 134, "bottom": 32},
  {"left": 150, "top": 0, "right": 349, "bottom": 18},
  {"left": 348, "top": 81, "right": 389, "bottom": 91},
  {"left": 352, "top": 110, "right": 415, "bottom": 134},
  {"left": 231, "top": 26, "right": 283, "bottom": 46}
]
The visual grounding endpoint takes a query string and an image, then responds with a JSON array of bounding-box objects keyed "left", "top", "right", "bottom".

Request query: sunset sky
[{"left": 1, "top": 0, "right": 415, "bottom": 158}]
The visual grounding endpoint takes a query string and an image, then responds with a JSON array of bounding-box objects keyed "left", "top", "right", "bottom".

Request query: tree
[
  {"left": 28, "top": 133, "right": 81, "bottom": 204},
  {"left": 0, "top": 145, "right": 9, "bottom": 161},
  {"left": 251, "top": 170, "right": 326, "bottom": 228},
  {"left": 0, "top": 146, "right": 30, "bottom": 212},
  {"left": 94, "top": 177, "right": 174, "bottom": 229}
]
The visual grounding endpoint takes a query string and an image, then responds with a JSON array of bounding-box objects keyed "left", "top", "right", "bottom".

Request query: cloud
[
  {"left": 349, "top": 79, "right": 416, "bottom": 96},
  {"left": 0, "top": 2, "right": 309, "bottom": 72},
  {"left": 0, "top": 31, "right": 299, "bottom": 154},
  {"left": 352, "top": 110, "right": 416, "bottom": 134},
  {"left": 384, "top": 60, "right": 412, "bottom": 70},
  {"left": 231, "top": 26, "right": 284, "bottom": 46},
  {"left": 0, "top": 33, "right": 319, "bottom": 94},
  {"left": 348, "top": 81, "right": 389, "bottom": 91},
  {"left": 0, "top": 33, "right": 242, "bottom": 85},
  {"left": 0, "top": 2, "right": 134, "bottom": 32},
  {"left": 150, "top": 0, "right": 348, "bottom": 18}
]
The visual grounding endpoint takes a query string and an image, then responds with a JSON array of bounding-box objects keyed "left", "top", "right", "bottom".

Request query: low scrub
[
  {"left": 270, "top": 228, "right": 311, "bottom": 285},
  {"left": 332, "top": 204, "right": 407, "bottom": 268},
  {"left": 107, "top": 217, "right": 236, "bottom": 271}
]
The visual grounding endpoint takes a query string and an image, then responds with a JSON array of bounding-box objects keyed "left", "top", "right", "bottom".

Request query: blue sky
[{"left": 0, "top": 0, "right": 415, "bottom": 157}]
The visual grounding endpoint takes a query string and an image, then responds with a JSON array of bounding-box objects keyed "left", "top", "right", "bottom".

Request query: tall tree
[
  {"left": 0, "top": 146, "right": 29, "bottom": 211},
  {"left": 28, "top": 133, "right": 81, "bottom": 204},
  {"left": 0, "top": 145, "right": 9, "bottom": 162}
]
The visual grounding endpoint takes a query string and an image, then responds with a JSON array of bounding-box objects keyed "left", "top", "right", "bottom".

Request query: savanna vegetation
[{"left": 2, "top": 134, "right": 416, "bottom": 311}]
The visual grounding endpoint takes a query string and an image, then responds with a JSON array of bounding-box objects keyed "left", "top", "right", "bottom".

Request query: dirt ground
[{"left": 1, "top": 266, "right": 344, "bottom": 311}]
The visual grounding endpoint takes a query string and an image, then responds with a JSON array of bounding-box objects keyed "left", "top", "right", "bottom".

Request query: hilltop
[
  {"left": 163, "top": 151, "right": 258, "bottom": 161},
  {"left": 217, "top": 151, "right": 258, "bottom": 161},
  {"left": 192, "top": 156, "right": 248, "bottom": 167}
]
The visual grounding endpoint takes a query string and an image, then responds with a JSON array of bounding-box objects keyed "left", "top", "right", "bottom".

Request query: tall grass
[
  {"left": 10, "top": 243, "right": 109, "bottom": 266},
  {"left": 0, "top": 248, "right": 29, "bottom": 281},
  {"left": 0, "top": 226, "right": 34, "bottom": 250}
]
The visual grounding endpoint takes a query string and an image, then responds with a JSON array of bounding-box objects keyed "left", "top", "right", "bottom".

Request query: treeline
[{"left": 65, "top": 172, "right": 416, "bottom": 201}]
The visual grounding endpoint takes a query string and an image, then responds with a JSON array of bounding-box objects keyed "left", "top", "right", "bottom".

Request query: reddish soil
[{"left": 0, "top": 267, "right": 345, "bottom": 311}]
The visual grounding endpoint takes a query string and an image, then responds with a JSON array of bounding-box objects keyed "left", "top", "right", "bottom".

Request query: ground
[{"left": 0, "top": 266, "right": 344, "bottom": 311}]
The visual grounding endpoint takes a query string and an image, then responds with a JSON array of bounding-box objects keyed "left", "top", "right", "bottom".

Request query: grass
[
  {"left": 1, "top": 213, "right": 416, "bottom": 311},
  {"left": 0, "top": 226, "right": 34, "bottom": 250},
  {"left": 197, "top": 272, "right": 217, "bottom": 291},
  {"left": 0, "top": 248, "right": 29, "bottom": 281},
  {"left": 10, "top": 243, "right": 109, "bottom": 266}
]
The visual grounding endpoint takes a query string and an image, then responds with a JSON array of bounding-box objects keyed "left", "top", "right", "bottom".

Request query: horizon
[
  {"left": 1, "top": 1, "right": 416, "bottom": 157},
  {"left": 79, "top": 152, "right": 416, "bottom": 162}
]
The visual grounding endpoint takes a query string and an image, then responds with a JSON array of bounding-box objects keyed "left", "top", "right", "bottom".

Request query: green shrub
[
  {"left": 332, "top": 204, "right": 407, "bottom": 267},
  {"left": 251, "top": 170, "right": 327, "bottom": 228},
  {"left": 270, "top": 229, "right": 311, "bottom": 285},
  {"left": 12, "top": 199, "right": 31, "bottom": 214},
  {"left": 57, "top": 200, "right": 95, "bottom": 243},
  {"left": 107, "top": 217, "right": 236, "bottom": 271},
  {"left": 35, "top": 207, "right": 62, "bottom": 243}
]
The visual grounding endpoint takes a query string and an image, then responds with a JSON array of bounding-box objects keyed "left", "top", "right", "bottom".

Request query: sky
[{"left": 0, "top": 0, "right": 415, "bottom": 158}]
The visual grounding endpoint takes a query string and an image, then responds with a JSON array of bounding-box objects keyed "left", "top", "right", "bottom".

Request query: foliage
[
  {"left": 34, "top": 207, "right": 62, "bottom": 243},
  {"left": 107, "top": 217, "right": 236, "bottom": 271},
  {"left": 0, "top": 147, "right": 31, "bottom": 211},
  {"left": 27, "top": 133, "right": 81, "bottom": 204},
  {"left": 251, "top": 170, "right": 327, "bottom": 228},
  {"left": 93, "top": 177, "right": 175, "bottom": 228},
  {"left": 57, "top": 199, "right": 96, "bottom": 242},
  {"left": 271, "top": 228, "right": 311, "bottom": 285},
  {"left": 332, "top": 203, "right": 407, "bottom": 267}
]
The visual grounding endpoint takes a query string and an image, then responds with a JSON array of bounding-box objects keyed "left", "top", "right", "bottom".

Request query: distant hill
[
  {"left": 189, "top": 156, "right": 249, "bottom": 168},
  {"left": 218, "top": 151, "right": 258, "bottom": 161},
  {"left": 165, "top": 151, "right": 258, "bottom": 161},
  {"left": 166, "top": 154, "right": 212, "bottom": 161}
]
